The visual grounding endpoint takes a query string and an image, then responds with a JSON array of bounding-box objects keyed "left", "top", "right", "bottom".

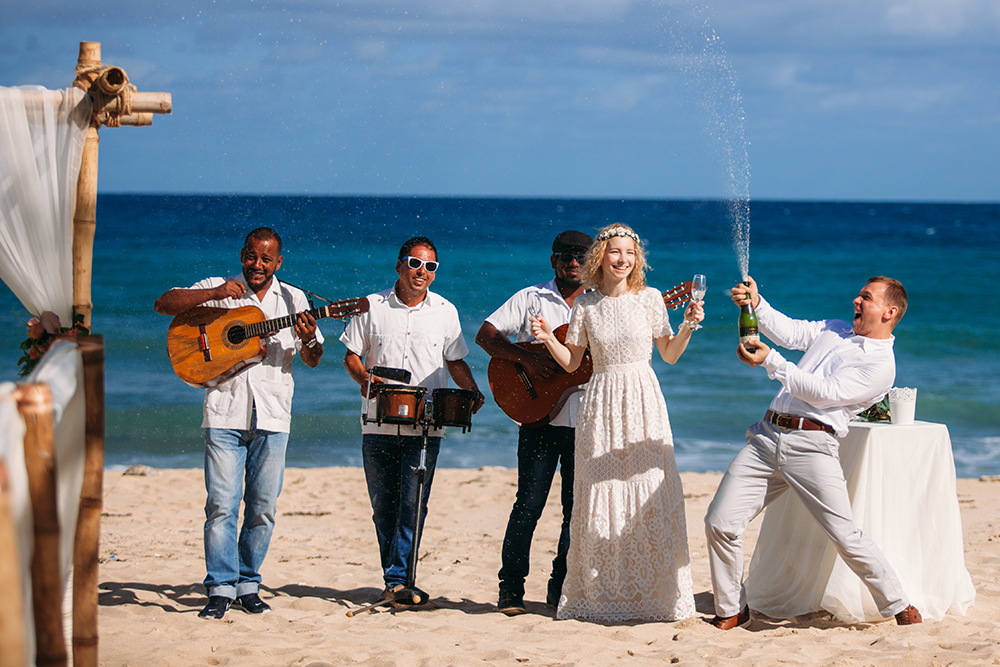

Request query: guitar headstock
[
  {"left": 324, "top": 297, "right": 370, "bottom": 320},
  {"left": 662, "top": 281, "right": 692, "bottom": 311}
]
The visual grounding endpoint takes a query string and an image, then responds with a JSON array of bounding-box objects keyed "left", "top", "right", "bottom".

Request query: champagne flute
[
  {"left": 527, "top": 293, "right": 540, "bottom": 319},
  {"left": 689, "top": 274, "right": 706, "bottom": 330}
]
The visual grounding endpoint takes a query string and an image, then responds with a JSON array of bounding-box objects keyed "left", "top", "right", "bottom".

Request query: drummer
[{"left": 341, "top": 236, "right": 484, "bottom": 607}]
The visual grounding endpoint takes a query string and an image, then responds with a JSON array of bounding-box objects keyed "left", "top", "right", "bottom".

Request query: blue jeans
[
  {"left": 498, "top": 425, "right": 575, "bottom": 598},
  {"left": 362, "top": 433, "right": 441, "bottom": 588},
  {"left": 203, "top": 426, "right": 288, "bottom": 599}
]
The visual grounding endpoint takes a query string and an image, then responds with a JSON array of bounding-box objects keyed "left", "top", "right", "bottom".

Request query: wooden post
[
  {"left": 72, "top": 42, "right": 101, "bottom": 332},
  {"left": 64, "top": 41, "right": 170, "bottom": 666},
  {"left": 19, "top": 383, "right": 67, "bottom": 667},
  {"left": 71, "top": 335, "right": 104, "bottom": 667},
  {"left": 0, "top": 462, "right": 27, "bottom": 667}
]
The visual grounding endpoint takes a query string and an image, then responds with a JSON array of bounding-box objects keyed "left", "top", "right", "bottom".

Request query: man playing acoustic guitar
[
  {"left": 475, "top": 230, "right": 593, "bottom": 616},
  {"left": 154, "top": 227, "right": 323, "bottom": 620}
]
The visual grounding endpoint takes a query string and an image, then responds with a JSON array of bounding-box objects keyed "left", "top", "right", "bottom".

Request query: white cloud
[{"left": 883, "top": 0, "right": 998, "bottom": 38}]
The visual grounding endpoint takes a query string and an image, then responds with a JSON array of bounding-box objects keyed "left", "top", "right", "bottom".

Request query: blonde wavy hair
[{"left": 583, "top": 224, "right": 648, "bottom": 293}]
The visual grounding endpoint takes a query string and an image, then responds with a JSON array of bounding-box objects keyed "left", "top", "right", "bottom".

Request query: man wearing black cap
[{"left": 475, "top": 230, "right": 593, "bottom": 616}]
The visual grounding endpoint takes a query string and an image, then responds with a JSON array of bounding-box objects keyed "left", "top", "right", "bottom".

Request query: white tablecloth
[{"left": 745, "top": 421, "right": 976, "bottom": 622}]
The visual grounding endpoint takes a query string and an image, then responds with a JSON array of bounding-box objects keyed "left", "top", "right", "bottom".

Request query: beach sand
[{"left": 96, "top": 467, "right": 999, "bottom": 667}]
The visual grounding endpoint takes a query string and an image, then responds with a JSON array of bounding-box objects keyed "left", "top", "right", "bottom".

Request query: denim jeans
[
  {"left": 203, "top": 426, "right": 288, "bottom": 599},
  {"left": 498, "top": 425, "right": 575, "bottom": 598},
  {"left": 362, "top": 433, "right": 441, "bottom": 587}
]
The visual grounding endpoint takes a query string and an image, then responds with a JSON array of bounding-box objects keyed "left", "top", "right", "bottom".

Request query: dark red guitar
[{"left": 487, "top": 281, "right": 693, "bottom": 427}]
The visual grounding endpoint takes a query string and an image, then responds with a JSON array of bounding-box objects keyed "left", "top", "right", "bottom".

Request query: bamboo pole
[
  {"left": 72, "top": 42, "right": 101, "bottom": 332},
  {"left": 95, "top": 112, "right": 152, "bottom": 127},
  {"left": 72, "top": 336, "right": 104, "bottom": 667},
  {"left": 0, "top": 462, "right": 27, "bottom": 667},
  {"left": 19, "top": 383, "right": 67, "bottom": 667},
  {"left": 103, "top": 92, "right": 172, "bottom": 114}
]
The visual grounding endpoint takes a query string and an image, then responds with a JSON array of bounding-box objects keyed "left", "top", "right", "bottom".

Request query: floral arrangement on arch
[{"left": 17, "top": 311, "right": 89, "bottom": 378}]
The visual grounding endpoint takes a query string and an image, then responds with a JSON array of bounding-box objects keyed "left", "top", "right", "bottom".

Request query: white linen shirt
[
  {"left": 485, "top": 279, "right": 583, "bottom": 427},
  {"left": 756, "top": 296, "right": 895, "bottom": 437},
  {"left": 189, "top": 274, "right": 323, "bottom": 433},
  {"left": 340, "top": 286, "right": 470, "bottom": 436}
]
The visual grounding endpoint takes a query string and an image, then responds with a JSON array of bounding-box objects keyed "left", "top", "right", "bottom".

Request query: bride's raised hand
[{"left": 530, "top": 314, "right": 554, "bottom": 342}]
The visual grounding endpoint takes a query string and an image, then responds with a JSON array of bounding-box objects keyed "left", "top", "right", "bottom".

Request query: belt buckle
[{"left": 775, "top": 413, "right": 794, "bottom": 429}]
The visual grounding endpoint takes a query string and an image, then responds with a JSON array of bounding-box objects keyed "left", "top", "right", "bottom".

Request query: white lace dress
[{"left": 557, "top": 287, "right": 696, "bottom": 622}]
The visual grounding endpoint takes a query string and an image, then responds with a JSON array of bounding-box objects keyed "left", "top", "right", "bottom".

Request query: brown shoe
[
  {"left": 895, "top": 605, "right": 922, "bottom": 625},
  {"left": 710, "top": 606, "right": 751, "bottom": 630}
]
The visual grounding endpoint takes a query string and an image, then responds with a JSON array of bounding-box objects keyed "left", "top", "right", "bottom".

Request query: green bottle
[{"left": 739, "top": 283, "right": 759, "bottom": 353}]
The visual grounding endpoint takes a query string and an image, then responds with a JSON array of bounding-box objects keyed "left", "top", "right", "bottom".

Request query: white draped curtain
[
  {"left": 0, "top": 85, "right": 93, "bottom": 666},
  {"left": 0, "top": 381, "right": 32, "bottom": 662},
  {"left": 0, "top": 85, "right": 91, "bottom": 324}
]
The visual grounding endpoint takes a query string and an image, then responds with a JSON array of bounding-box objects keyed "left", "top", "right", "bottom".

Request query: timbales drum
[
  {"left": 373, "top": 385, "right": 427, "bottom": 426},
  {"left": 429, "top": 388, "right": 478, "bottom": 433}
]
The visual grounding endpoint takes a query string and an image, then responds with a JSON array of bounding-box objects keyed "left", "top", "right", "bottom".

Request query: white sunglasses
[{"left": 401, "top": 256, "right": 439, "bottom": 272}]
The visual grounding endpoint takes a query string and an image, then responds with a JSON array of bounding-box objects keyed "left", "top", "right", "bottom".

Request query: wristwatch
[{"left": 305, "top": 338, "right": 319, "bottom": 349}]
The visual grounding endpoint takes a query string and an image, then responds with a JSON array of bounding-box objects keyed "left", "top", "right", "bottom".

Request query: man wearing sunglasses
[
  {"left": 475, "top": 230, "right": 593, "bottom": 616},
  {"left": 341, "top": 236, "right": 483, "bottom": 607}
]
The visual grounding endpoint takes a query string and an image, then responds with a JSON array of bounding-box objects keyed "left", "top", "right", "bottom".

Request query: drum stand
[{"left": 348, "top": 370, "right": 433, "bottom": 617}]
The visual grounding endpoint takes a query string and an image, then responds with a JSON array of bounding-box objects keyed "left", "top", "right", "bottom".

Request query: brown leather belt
[{"left": 765, "top": 409, "right": 835, "bottom": 434}]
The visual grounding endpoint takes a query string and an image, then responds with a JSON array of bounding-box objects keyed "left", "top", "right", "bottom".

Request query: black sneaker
[
  {"left": 198, "top": 596, "right": 232, "bottom": 619},
  {"left": 497, "top": 591, "right": 527, "bottom": 616},
  {"left": 546, "top": 579, "right": 562, "bottom": 609},
  {"left": 236, "top": 593, "right": 271, "bottom": 614}
]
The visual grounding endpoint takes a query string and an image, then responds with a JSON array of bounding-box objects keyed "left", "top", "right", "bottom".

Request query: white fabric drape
[
  {"left": 0, "top": 85, "right": 92, "bottom": 666},
  {"left": 746, "top": 421, "right": 976, "bottom": 622},
  {"left": 0, "top": 381, "right": 34, "bottom": 664},
  {"left": 0, "top": 344, "right": 85, "bottom": 667},
  {"left": 26, "top": 340, "right": 86, "bottom": 590},
  {"left": 27, "top": 341, "right": 85, "bottom": 665},
  {"left": 0, "top": 85, "right": 91, "bottom": 324}
]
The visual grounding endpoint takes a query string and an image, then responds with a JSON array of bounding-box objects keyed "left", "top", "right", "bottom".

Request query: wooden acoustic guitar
[
  {"left": 167, "top": 297, "right": 369, "bottom": 388},
  {"left": 487, "top": 281, "right": 693, "bottom": 427}
]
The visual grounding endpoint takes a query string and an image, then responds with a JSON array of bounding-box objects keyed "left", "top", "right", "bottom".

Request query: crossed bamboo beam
[{"left": 73, "top": 41, "right": 172, "bottom": 331}]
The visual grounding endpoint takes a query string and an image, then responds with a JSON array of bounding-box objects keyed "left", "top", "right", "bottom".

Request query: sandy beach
[{"left": 96, "top": 466, "right": 999, "bottom": 667}]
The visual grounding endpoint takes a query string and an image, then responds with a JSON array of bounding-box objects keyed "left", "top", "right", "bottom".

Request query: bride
[{"left": 531, "top": 223, "right": 703, "bottom": 622}]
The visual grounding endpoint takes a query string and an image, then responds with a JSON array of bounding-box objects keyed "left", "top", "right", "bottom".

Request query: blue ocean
[{"left": 1, "top": 195, "right": 997, "bottom": 477}]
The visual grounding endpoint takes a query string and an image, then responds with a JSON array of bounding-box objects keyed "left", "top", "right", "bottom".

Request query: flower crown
[{"left": 597, "top": 226, "right": 640, "bottom": 243}]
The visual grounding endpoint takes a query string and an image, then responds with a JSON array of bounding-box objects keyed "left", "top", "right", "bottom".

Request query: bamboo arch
[{"left": 7, "top": 41, "right": 170, "bottom": 667}]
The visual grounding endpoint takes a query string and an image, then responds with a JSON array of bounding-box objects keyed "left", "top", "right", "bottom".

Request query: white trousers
[{"left": 704, "top": 420, "right": 909, "bottom": 619}]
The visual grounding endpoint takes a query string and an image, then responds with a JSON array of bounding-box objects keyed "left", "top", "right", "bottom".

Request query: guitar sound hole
[{"left": 225, "top": 325, "right": 247, "bottom": 347}]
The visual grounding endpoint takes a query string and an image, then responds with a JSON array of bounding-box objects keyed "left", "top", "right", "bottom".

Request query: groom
[{"left": 704, "top": 275, "right": 922, "bottom": 629}]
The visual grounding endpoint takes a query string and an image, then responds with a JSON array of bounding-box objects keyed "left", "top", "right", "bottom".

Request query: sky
[{"left": 1, "top": 0, "right": 998, "bottom": 202}]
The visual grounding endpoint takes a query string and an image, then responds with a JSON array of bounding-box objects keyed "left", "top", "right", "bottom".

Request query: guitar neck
[
  {"left": 242, "top": 306, "right": 329, "bottom": 339},
  {"left": 240, "top": 298, "right": 368, "bottom": 339}
]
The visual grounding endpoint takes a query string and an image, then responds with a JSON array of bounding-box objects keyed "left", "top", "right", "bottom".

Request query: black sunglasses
[
  {"left": 556, "top": 252, "right": 586, "bottom": 264},
  {"left": 402, "top": 256, "right": 439, "bottom": 272}
]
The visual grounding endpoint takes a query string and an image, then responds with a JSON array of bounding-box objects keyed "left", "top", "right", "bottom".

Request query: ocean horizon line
[{"left": 96, "top": 192, "right": 1000, "bottom": 206}]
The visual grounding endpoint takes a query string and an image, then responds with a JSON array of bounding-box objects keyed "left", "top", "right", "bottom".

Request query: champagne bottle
[{"left": 739, "top": 282, "right": 759, "bottom": 353}]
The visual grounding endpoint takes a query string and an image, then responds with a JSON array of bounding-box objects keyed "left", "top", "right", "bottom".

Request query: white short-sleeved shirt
[
  {"left": 485, "top": 278, "right": 584, "bottom": 427},
  {"left": 340, "top": 286, "right": 470, "bottom": 436},
  {"left": 189, "top": 274, "right": 323, "bottom": 433}
]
